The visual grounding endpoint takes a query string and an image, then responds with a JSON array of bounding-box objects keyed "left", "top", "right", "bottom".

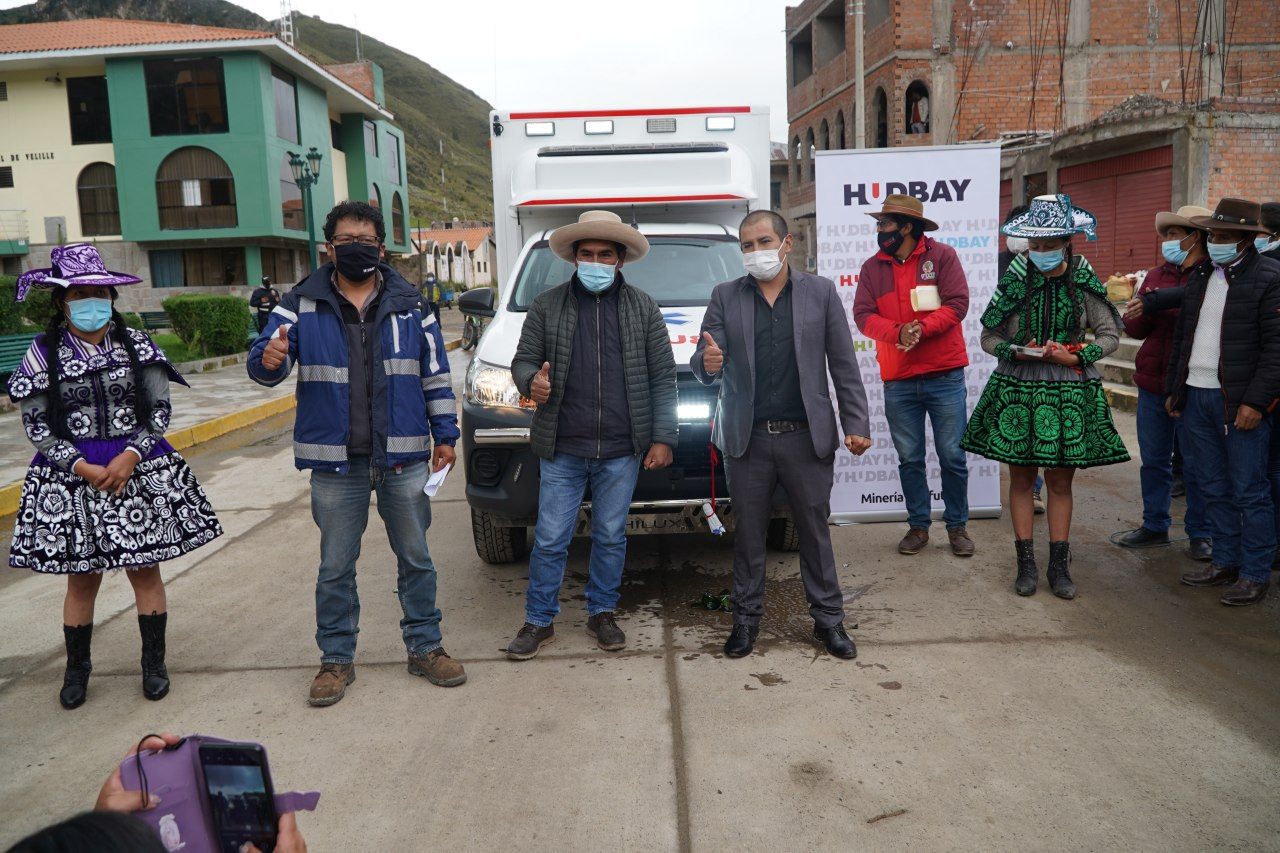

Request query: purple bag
[{"left": 118, "top": 735, "right": 319, "bottom": 853}]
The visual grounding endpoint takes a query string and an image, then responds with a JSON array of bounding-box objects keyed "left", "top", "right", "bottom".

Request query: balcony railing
[{"left": 0, "top": 210, "right": 29, "bottom": 254}]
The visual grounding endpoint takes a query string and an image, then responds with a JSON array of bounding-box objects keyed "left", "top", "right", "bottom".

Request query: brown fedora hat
[
  {"left": 1189, "top": 197, "right": 1270, "bottom": 234},
  {"left": 865, "top": 193, "right": 939, "bottom": 232}
]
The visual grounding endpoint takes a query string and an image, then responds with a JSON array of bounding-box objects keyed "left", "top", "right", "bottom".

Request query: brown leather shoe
[
  {"left": 947, "top": 527, "right": 976, "bottom": 557},
  {"left": 897, "top": 528, "right": 929, "bottom": 555},
  {"left": 408, "top": 648, "right": 467, "bottom": 687},
  {"left": 1219, "top": 578, "right": 1270, "bottom": 606},
  {"left": 1180, "top": 564, "right": 1239, "bottom": 587},
  {"left": 308, "top": 662, "right": 355, "bottom": 707}
]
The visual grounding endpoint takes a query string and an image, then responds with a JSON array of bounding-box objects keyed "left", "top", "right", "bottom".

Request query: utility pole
[
  {"left": 278, "top": 0, "right": 294, "bottom": 46},
  {"left": 849, "top": 0, "right": 866, "bottom": 148}
]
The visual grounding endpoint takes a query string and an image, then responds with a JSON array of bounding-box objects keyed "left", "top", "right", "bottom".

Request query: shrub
[
  {"left": 162, "top": 294, "right": 253, "bottom": 356},
  {"left": 19, "top": 285, "right": 53, "bottom": 328},
  {"left": 121, "top": 312, "right": 144, "bottom": 330},
  {"left": 0, "top": 275, "right": 23, "bottom": 334}
]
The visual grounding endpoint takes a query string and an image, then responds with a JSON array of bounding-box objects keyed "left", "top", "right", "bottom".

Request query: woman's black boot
[
  {"left": 1014, "top": 540, "right": 1038, "bottom": 596},
  {"left": 138, "top": 612, "right": 170, "bottom": 701},
  {"left": 60, "top": 624, "right": 93, "bottom": 709},
  {"left": 1047, "top": 541, "right": 1077, "bottom": 600}
]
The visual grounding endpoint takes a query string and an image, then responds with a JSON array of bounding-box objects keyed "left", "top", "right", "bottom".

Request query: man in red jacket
[
  {"left": 1119, "top": 205, "right": 1213, "bottom": 561},
  {"left": 854, "top": 195, "right": 974, "bottom": 557}
]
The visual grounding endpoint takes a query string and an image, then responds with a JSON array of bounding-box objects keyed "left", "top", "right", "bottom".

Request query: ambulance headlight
[{"left": 465, "top": 360, "right": 535, "bottom": 410}]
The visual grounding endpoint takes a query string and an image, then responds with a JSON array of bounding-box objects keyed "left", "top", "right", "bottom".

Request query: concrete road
[{"left": 0, "top": 353, "right": 1277, "bottom": 851}]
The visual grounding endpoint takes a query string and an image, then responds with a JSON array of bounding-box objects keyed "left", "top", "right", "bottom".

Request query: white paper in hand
[{"left": 423, "top": 462, "right": 452, "bottom": 497}]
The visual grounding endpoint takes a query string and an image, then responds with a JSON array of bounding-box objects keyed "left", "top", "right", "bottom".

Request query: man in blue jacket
[{"left": 248, "top": 201, "right": 464, "bottom": 705}]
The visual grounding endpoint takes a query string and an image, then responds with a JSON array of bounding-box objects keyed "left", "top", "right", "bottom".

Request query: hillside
[{"left": 0, "top": 0, "right": 495, "bottom": 224}]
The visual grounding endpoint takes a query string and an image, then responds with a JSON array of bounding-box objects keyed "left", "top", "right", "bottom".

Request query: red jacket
[
  {"left": 853, "top": 236, "right": 969, "bottom": 381},
  {"left": 1124, "top": 261, "right": 1200, "bottom": 395}
]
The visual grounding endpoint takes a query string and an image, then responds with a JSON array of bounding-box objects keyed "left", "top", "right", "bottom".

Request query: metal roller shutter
[{"left": 1058, "top": 146, "right": 1173, "bottom": 277}]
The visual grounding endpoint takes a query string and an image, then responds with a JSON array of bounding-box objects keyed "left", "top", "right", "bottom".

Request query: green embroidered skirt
[{"left": 961, "top": 362, "right": 1130, "bottom": 468}]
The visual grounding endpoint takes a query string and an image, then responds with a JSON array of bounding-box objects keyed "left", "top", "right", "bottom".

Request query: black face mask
[
  {"left": 334, "top": 242, "right": 380, "bottom": 282},
  {"left": 877, "top": 229, "right": 905, "bottom": 256}
]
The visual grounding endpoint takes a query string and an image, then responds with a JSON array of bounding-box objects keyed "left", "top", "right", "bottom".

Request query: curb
[
  {"left": 445, "top": 337, "right": 462, "bottom": 352},
  {"left": 0, "top": 393, "right": 297, "bottom": 518}
]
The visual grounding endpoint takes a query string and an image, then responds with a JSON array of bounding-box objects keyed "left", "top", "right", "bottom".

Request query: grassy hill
[{"left": 0, "top": 0, "right": 495, "bottom": 223}]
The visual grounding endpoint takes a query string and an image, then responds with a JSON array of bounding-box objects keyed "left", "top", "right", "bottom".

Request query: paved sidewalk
[{"left": 0, "top": 361, "right": 297, "bottom": 492}]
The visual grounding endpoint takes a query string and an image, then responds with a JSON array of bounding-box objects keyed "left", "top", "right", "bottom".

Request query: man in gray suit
[{"left": 692, "top": 210, "right": 871, "bottom": 659}]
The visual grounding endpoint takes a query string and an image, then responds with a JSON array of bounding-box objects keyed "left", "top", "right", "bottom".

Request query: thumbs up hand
[
  {"left": 701, "top": 332, "right": 724, "bottom": 374},
  {"left": 530, "top": 361, "right": 552, "bottom": 405},
  {"left": 262, "top": 323, "right": 291, "bottom": 371}
]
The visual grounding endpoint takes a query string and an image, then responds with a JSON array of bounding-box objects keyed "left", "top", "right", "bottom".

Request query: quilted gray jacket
[{"left": 512, "top": 276, "right": 678, "bottom": 460}]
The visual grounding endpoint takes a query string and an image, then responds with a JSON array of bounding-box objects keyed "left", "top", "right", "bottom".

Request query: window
[
  {"left": 369, "top": 183, "right": 381, "bottom": 209},
  {"left": 386, "top": 133, "right": 401, "bottom": 184},
  {"left": 156, "top": 147, "right": 237, "bottom": 229},
  {"left": 791, "top": 135, "right": 801, "bottom": 182},
  {"left": 67, "top": 76, "right": 111, "bottom": 145},
  {"left": 330, "top": 119, "right": 344, "bottom": 152},
  {"left": 814, "top": 0, "right": 846, "bottom": 66},
  {"left": 0, "top": 81, "right": 7, "bottom": 101},
  {"left": 271, "top": 66, "right": 298, "bottom": 143},
  {"left": 144, "top": 58, "right": 228, "bottom": 136},
  {"left": 391, "top": 192, "right": 405, "bottom": 244},
  {"left": 280, "top": 155, "right": 303, "bottom": 231},
  {"left": 0, "top": 166, "right": 12, "bottom": 188},
  {"left": 819, "top": 119, "right": 830, "bottom": 152},
  {"left": 790, "top": 24, "right": 813, "bottom": 86},
  {"left": 874, "top": 87, "right": 889, "bottom": 148},
  {"left": 149, "top": 247, "right": 245, "bottom": 287},
  {"left": 835, "top": 111, "right": 846, "bottom": 150},
  {"left": 906, "top": 80, "right": 930, "bottom": 135},
  {"left": 363, "top": 120, "right": 378, "bottom": 157},
  {"left": 804, "top": 127, "right": 816, "bottom": 182},
  {"left": 261, "top": 247, "right": 301, "bottom": 284},
  {"left": 77, "top": 163, "right": 119, "bottom": 236}
]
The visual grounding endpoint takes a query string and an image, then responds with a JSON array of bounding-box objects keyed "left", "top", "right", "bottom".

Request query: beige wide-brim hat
[
  {"left": 1155, "top": 205, "right": 1212, "bottom": 232},
  {"left": 549, "top": 210, "right": 650, "bottom": 262}
]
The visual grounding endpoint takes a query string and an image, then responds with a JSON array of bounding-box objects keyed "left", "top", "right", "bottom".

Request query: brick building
[{"left": 780, "top": 0, "right": 1280, "bottom": 274}]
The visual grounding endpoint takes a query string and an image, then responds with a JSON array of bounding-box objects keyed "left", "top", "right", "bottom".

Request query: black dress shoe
[
  {"left": 1180, "top": 564, "right": 1239, "bottom": 587},
  {"left": 813, "top": 624, "right": 857, "bottom": 659},
  {"left": 1117, "top": 527, "right": 1169, "bottom": 548},
  {"left": 1187, "top": 538, "right": 1212, "bottom": 562},
  {"left": 1220, "top": 578, "right": 1270, "bottom": 606},
  {"left": 724, "top": 624, "right": 758, "bottom": 658}
]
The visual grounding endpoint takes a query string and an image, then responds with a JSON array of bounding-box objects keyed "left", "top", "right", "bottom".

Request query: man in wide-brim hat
[
  {"left": 505, "top": 210, "right": 677, "bottom": 660},
  {"left": 1117, "top": 205, "right": 1213, "bottom": 559},
  {"left": 853, "top": 193, "right": 977, "bottom": 560},
  {"left": 1166, "top": 197, "right": 1280, "bottom": 606}
]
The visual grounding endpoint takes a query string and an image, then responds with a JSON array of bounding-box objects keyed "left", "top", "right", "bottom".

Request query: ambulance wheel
[
  {"left": 471, "top": 509, "right": 528, "bottom": 564},
  {"left": 766, "top": 518, "right": 801, "bottom": 552}
]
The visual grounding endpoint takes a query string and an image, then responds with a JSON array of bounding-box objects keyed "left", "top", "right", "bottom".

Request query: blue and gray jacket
[{"left": 247, "top": 262, "right": 459, "bottom": 473}]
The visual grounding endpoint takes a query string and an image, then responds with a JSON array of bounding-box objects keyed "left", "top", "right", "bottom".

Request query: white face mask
[
  {"left": 1006, "top": 236, "right": 1029, "bottom": 254},
  {"left": 743, "top": 248, "right": 786, "bottom": 281}
]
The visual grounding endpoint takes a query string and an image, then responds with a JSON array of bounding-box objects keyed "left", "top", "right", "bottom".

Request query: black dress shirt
[{"left": 752, "top": 279, "right": 807, "bottom": 422}]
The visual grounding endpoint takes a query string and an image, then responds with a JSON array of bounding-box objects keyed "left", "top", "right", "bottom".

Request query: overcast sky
[{"left": 3, "top": 0, "right": 797, "bottom": 141}]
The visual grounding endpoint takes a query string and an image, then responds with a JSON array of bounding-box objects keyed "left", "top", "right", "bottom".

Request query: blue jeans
[
  {"left": 309, "top": 457, "right": 443, "bottom": 663},
  {"left": 525, "top": 453, "right": 640, "bottom": 626},
  {"left": 1269, "top": 415, "right": 1280, "bottom": 537},
  {"left": 1136, "top": 387, "right": 1210, "bottom": 537},
  {"left": 1180, "top": 388, "right": 1275, "bottom": 582},
  {"left": 883, "top": 368, "right": 970, "bottom": 529}
]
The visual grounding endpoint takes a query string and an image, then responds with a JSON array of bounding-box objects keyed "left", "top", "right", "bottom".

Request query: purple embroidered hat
[{"left": 15, "top": 243, "right": 142, "bottom": 301}]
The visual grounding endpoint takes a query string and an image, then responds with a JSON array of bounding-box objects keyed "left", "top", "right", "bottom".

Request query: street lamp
[{"left": 288, "top": 146, "right": 323, "bottom": 269}]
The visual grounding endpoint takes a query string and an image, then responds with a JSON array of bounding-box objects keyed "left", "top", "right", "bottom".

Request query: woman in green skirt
[{"left": 962, "top": 194, "right": 1129, "bottom": 599}]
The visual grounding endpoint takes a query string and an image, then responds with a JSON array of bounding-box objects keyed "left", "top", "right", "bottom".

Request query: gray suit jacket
[{"left": 690, "top": 270, "right": 870, "bottom": 458}]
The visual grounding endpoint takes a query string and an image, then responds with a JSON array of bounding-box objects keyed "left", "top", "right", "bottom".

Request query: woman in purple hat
[{"left": 6, "top": 244, "right": 222, "bottom": 709}]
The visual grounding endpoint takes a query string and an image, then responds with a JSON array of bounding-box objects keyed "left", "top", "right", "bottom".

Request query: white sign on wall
[{"left": 815, "top": 144, "right": 1003, "bottom": 522}]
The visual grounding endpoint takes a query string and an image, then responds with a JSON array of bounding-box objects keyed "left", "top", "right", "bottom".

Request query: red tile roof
[
  {"left": 0, "top": 18, "right": 276, "bottom": 55},
  {"left": 411, "top": 226, "right": 493, "bottom": 253}
]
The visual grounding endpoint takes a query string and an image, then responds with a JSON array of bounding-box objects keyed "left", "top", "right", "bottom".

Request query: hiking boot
[
  {"left": 506, "top": 623, "right": 555, "bottom": 660},
  {"left": 138, "top": 612, "right": 170, "bottom": 701},
  {"left": 948, "top": 527, "right": 976, "bottom": 557},
  {"left": 1219, "top": 578, "right": 1270, "bottom": 607},
  {"left": 1117, "top": 527, "right": 1169, "bottom": 548},
  {"left": 60, "top": 624, "right": 93, "bottom": 710},
  {"left": 307, "top": 663, "right": 355, "bottom": 707},
  {"left": 586, "top": 612, "right": 626, "bottom": 651},
  {"left": 1014, "top": 539, "right": 1037, "bottom": 596},
  {"left": 897, "top": 528, "right": 929, "bottom": 555},
  {"left": 408, "top": 648, "right": 467, "bottom": 687},
  {"left": 1046, "top": 541, "right": 1076, "bottom": 599}
]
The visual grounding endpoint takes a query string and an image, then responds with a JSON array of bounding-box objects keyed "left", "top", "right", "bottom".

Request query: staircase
[{"left": 1098, "top": 336, "right": 1140, "bottom": 413}]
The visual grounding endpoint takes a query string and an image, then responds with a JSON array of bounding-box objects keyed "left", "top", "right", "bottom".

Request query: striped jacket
[{"left": 247, "top": 263, "right": 459, "bottom": 473}]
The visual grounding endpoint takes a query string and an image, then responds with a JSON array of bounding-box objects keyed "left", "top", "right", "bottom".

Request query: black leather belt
[{"left": 755, "top": 419, "right": 808, "bottom": 434}]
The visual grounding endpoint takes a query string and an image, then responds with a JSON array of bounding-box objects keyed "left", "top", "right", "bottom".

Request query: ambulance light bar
[
  {"left": 706, "top": 116, "right": 736, "bottom": 131},
  {"left": 537, "top": 142, "right": 728, "bottom": 158},
  {"left": 584, "top": 120, "right": 614, "bottom": 135},
  {"left": 524, "top": 121, "right": 555, "bottom": 137}
]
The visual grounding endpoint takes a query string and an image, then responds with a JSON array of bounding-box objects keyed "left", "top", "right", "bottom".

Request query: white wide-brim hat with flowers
[{"left": 1001, "top": 194, "right": 1098, "bottom": 241}]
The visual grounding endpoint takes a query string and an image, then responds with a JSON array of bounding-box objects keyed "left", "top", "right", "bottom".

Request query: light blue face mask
[
  {"left": 1161, "top": 238, "right": 1190, "bottom": 266},
  {"left": 577, "top": 261, "right": 616, "bottom": 293},
  {"left": 66, "top": 297, "right": 112, "bottom": 332},
  {"left": 1256, "top": 236, "right": 1277, "bottom": 253},
  {"left": 1029, "top": 248, "right": 1066, "bottom": 273},
  {"left": 1208, "top": 240, "right": 1242, "bottom": 266}
]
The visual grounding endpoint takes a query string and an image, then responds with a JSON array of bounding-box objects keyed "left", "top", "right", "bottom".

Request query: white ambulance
[{"left": 458, "top": 105, "right": 794, "bottom": 563}]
